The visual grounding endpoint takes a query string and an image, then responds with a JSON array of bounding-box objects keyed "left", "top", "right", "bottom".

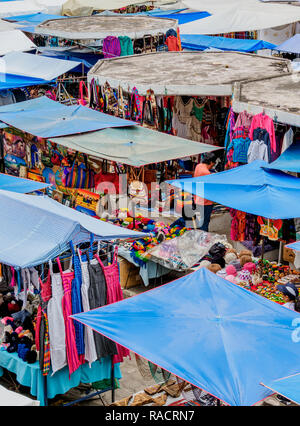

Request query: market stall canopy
[
  {"left": 0, "top": 189, "right": 146, "bottom": 268},
  {"left": 0, "top": 96, "right": 136, "bottom": 138},
  {"left": 261, "top": 374, "right": 300, "bottom": 406},
  {"left": 88, "top": 51, "right": 291, "bottom": 97},
  {"left": 265, "top": 142, "right": 300, "bottom": 173},
  {"left": 71, "top": 267, "right": 300, "bottom": 406},
  {"left": 180, "top": 0, "right": 300, "bottom": 34},
  {"left": 167, "top": 160, "right": 300, "bottom": 219},
  {"left": 62, "top": 0, "right": 157, "bottom": 16},
  {"left": 232, "top": 73, "right": 300, "bottom": 127},
  {"left": 139, "top": 10, "right": 211, "bottom": 25},
  {"left": 0, "top": 173, "right": 50, "bottom": 193},
  {"left": 0, "top": 30, "right": 37, "bottom": 55},
  {"left": 181, "top": 35, "right": 276, "bottom": 52},
  {"left": 50, "top": 126, "right": 221, "bottom": 167},
  {"left": 275, "top": 34, "right": 300, "bottom": 55},
  {"left": 0, "top": 51, "right": 81, "bottom": 90},
  {"left": 33, "top": 15, "right": 178, "bottom": 40},
  {"left": 0, "top": 1, "right": 44, "bottom": 18},
  {"left": 37, "top": 48, "right": 98, "bottom": 70},
  {"left": 4, "top": 11, "right": 66, "bottom": 33}
]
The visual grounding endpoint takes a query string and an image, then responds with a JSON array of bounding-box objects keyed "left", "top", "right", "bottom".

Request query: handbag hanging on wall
[
  {"left": 94, "top": 161, "right": 123, "bottom": 194},
  {"left": 63, "top": 152, "right": 94, "bottom": 189}
]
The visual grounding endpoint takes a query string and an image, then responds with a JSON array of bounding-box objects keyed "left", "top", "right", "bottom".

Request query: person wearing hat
[{"left": 276, "top": 283, "right": 300, "bottom": 312}]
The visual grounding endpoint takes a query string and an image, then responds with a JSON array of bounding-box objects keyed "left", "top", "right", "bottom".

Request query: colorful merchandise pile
[{"left": 115, "top": 217, "right": 188, "bottom": 267}]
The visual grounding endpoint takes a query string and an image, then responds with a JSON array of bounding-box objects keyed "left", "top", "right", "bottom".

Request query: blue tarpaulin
[
  {"left": 0, "top": 74, "right": 54, "bottom": 90},
  {"left": 0, "top": 189, "right": 146, "bottom": 268},
  {"left": 181, "top": 34, "right": 276, "bottom": 52},
  {"left": 286, "top": 241, "right": 300, "bottom": 251},
  {"left": 0, "top": 173, "right": 50, "bottom": 193},
  {"left": 275, "top": 34, "right": 300, "bottom": 55},
  {"left": 266, "top": 141, "right": 300, "bottom": 173},
  {"left": 0, "top": 51, "right": 81, "bottom": 90},
  {"left": 72, "top": 267, "right": 300, "bottom": 406},
  {"left": 0, "top": 96, "right": 136, "bottom": 138},
  {"left": 4, "top": 12, "right": 66, "bottom": 33},
  {"left": 145, "top": 11, "right": 211, "bottom": 25},
  {"left": 261, "top": 374, "right": 300, "bottom": 405},
  {"left": 167, "top": 160, "right": 300, "bottom": 219}
]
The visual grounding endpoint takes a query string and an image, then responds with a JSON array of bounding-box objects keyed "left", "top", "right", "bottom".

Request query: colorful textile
[
  {"left": 165, "top": 35, "right": 180, "bottom": 51},
  {"left": 95, "top": 247, "right": 130, "bottom": 364},
  {"left": 102, "top": 36, "right": 121, "bottom": 59},
  {"left": 70, "top": 243, "right": 85, "bottom": 365},
  {"left": 42, "top": 312, "right": 51, "bottom": 376},
  {"left": 57, "top": 257, "right": 80, "bottom": 377},
  {"left": 249, "top": 113, "right": 276, "bottom": 153},
  {"left": 118, "top": 36, "right": 134, "bottom": 56}
]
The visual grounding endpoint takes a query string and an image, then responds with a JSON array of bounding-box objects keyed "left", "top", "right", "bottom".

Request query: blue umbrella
[
  {"left": 167, "top": 160, "right": 300, "bottom": 219},
  {"left": 0, "top": 172, "right": 50, "bottom": 193},
  {"left": 72, "top": 267, "right": 300, "bottom": 406}
]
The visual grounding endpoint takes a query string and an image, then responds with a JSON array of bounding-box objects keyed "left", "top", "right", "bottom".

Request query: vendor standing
[{"left": 193, "top": 153, "right": 216, "bottom": 231}]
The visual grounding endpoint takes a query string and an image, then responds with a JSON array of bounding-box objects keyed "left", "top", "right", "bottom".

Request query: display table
[
  {"left": 0, "top": 350, "right": 121, "bottom": 406},
  {"left": 118, "top": 247, "right": 171, "bottom": 287}
]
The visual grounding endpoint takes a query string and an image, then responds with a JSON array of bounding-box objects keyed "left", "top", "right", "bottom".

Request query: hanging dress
[
  {"left": 35, "top": 267, "right": 52, "bottom": 375},
  {"left": 47, "top": 260, "right": 67, "bottom": 375},
  {"left": 56, "top": 256, "right": 80, "bottom": 377},
  {"left": 87, "top": 252, "right": 118, "bottom": 360},
  {"left": 94, "top": 247, "right": 130, "bottom": 364},
  {"left": 70, "top": 242, "right": 85, "bottom": 365},
  {"left": 78, "top": 249, "right": 98, "bottom": 367}
]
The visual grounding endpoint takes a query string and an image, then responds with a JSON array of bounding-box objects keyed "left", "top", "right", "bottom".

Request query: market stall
[
  {"left": 29, "top": 14, "right": 179, "bottom": 57},
  {"left": 0, "top": 189, "right": 146, "bottom": 405},
  {"left": 87, "top": 51, "right": 290, "bottom": 155},
  {"left": 0, "top": 95, "right": 221, "bottom": 287},
  {"left": 72, "top": 267, "right": 300, "bottom": 406},
  {"left": 167, "top": 160, "right": 300, "bottom": 300}
]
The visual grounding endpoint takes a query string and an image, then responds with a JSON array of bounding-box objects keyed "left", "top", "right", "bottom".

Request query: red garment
[
  {"left": 94, "top": 247, "right": 130, "bottom": 364},
  {"left": 165, "top": 36, "right": 180, "bottom": 51},
  {"left": 249, "top": 113, "right": 276, "bottom": 153}
]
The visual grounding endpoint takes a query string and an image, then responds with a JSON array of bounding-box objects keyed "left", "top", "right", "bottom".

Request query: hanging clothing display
[
  {"left": 118, "top": 36, "right": 134, "bottom": 56},
  {"left": 102, "top": 36, "right": 121, "bottom": 59},
  {"left": 79, "top": 251, "right": 98, "bottom": 367},
  {"left": 87, "top": 253, "right": 118, "bottom": 360},
  {"left": 47, "top": 260, "right": 67, "bottom": 375},
  {"left": 56, "top": 256, "right": 81, "bottom": 377},
  {"left": 95, "top": 247, "right": 130, "bottom": 364},
  {"left": 70, "top": 243, "right": 85, "bottom": 365}
]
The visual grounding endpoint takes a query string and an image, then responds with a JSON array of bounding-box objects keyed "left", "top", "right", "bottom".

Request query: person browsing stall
[{"left": 193, "top": 152, "right": 216, "bottom": 232}]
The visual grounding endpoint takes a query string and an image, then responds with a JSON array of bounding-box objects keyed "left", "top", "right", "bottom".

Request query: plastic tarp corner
[
  {"left": 181, "top": 34, "right": 275, "bottom": 52},
  {"left": 0, "top": 189, "right": 147, "bottom": 268},
  {"left": 261, "top": 374, "right": 300, "bottom": 406},
  {"left": 0, "top": 96, "right": 137, "bottom": 138},
  {"left": 72, "top": 267, "right": 300, "bottom": 406},
  {"left": 265, "top": 141, "right": 300, "bottom": 173},
  {"left": 0, "top": 173, "right": 51, "bottom": 193},
  {"left": 0, "top": 51, "right": 81, "bottom": 90}
]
